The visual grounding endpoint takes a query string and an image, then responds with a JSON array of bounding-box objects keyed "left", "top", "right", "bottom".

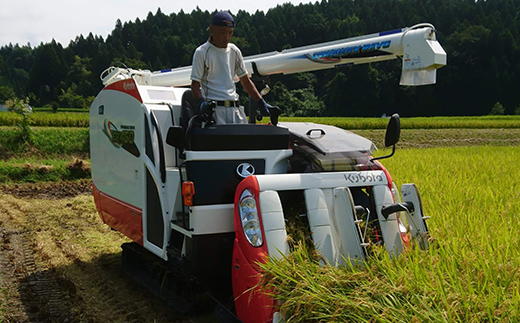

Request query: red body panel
[
  {"left": 92, "top": 182, "right": 143, "bottom": 245},
  {"left": 104, "top": 79, "right": 142, "bottom": 103},
  {"left": 232, "top": 241, "right": 277, "bottom": 323},
  {"left": 374, "top": 159, "right": 393, "bottom": 189},
  {"left": 232, "top": 176, "right": 277, "bottom": 323}
]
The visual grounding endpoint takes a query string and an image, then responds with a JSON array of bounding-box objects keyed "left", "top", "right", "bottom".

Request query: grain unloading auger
[{"left": 90, "top": 24, "right": 445, "bottom": 322}]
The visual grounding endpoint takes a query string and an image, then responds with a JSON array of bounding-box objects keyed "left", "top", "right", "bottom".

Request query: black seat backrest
[
  {"left": 180, "top": 90, "right": 200, "bottom": 132},
  {"left": 189, "top": 124, "right": 290, "bottom": 151}
]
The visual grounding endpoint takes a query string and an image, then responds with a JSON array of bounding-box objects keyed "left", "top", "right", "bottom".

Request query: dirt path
[{"left": 0, "top": 181, "right": 216, "bottom": 323}]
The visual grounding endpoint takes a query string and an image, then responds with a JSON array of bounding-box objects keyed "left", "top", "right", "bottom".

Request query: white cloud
[{"left": 0, "top": 0, "right": 311, "bottom": 47}]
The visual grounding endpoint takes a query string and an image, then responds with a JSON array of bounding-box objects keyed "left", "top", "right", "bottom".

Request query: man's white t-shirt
[{"left": 190, "top": 41, "right": 248, "bottom": 101}]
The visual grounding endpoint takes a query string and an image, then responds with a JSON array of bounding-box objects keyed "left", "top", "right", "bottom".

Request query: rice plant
[
  {"left": 260, "top": 146, "right": 520, "bottom": 322},
  {"left": 2, "top": 112, "right": 520, "bottom": 129},
  {"left": 284, "top": 116, "right": 520, "bottom": 130},
  {"left": 0, "top": 112, "right": 89, "bottom": 127}
]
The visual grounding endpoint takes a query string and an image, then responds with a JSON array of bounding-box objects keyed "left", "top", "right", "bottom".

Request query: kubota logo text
[
  {"left": 344, "top": 171, "right": 385, "bottom": 185},
  {"left": 123, "top": 81, "right": 136, "bottom": 91}
]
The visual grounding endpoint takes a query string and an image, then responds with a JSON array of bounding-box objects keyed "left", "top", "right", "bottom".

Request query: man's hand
[
  {"left": 257, "top": 99, "right": 278, "bottom": 115},
  {"left": 198, "top": 98, "right": 210, "bottom": 119},
  {"left": 257, "top": 99, "right": 282, "bottom": 126}
]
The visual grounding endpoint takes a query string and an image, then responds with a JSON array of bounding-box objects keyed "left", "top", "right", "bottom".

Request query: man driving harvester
[{"left": 190, "top": 11, "right": 281, "bottom": 125}]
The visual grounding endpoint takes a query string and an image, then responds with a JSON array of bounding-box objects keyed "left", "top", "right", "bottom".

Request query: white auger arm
[{"left": 101, "top": 23, "right": 446, "bottom": 88}]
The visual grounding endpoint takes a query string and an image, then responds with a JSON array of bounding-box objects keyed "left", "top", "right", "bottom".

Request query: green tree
[
  {"left": 489, "top": 102, "right": 505, "bottom": 115},
  {"left": 58, "top": 83, "right": 89, "bottom": 109},
  {"left": 5, "top": 97, "right": 33, "bottom": 144},
  {"left": 29, "top": 41, "right": 67, "bottom": 105},
  {"left": 270, "top": 80, "right": 324, "bottom": 117},
  {"left": 0, "top": 85, "right": 16, "bottom": 103},
  {"left": 2, "top": 0, "right": 520, "bottom": 117},
  {"left": 65, "top": 55, "right": 93, "bottom": 96}
]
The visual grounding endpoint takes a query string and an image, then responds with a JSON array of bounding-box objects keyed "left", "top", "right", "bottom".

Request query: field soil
[{"left": 0, "top": 180, "right": 216, "bottom": 323}]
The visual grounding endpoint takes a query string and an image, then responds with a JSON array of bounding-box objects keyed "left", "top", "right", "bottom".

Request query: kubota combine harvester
[{"left": 90, "top": 24, "right": 446, "bottom": 322}]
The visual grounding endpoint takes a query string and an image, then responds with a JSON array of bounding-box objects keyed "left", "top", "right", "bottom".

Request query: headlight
[{"left": 239, "top": 189, "right": 263, "bottom": 247}]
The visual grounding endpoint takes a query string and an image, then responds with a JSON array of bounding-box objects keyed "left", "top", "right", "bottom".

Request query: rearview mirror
[
  {"left": 384, "top": 113, "right": 400, "bottom": 147},
  {"left": 370, "top": 113, "right": 401, "bottom": 162}
]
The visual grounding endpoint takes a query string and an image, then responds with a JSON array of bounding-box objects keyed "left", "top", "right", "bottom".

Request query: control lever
[
  {"left": 381, "top": 201, "right": 415, "bottom": 220},
  {"left": 204, "top": 100, "right": 217, "bottom": 126}
]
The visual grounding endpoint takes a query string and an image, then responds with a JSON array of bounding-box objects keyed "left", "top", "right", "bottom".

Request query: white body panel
[
  {"left": 256, "top": 170, "right": 387, "bottom": 191},
  {"left": 90, "top": 85, "right": 187, "bottom": 204},
  {"left": 301, "top": 187, "right": 366, "bottom": 266},
  {"left": 305, "top": 188, "right": 336, "bottom": 265},
  {"left": 259, "top": 190, "right": 290, "bottom": 260},
  {"left": 372, "top": 185, "right": 404, "bottom": 255},
  {"left": 90, "top": 82, "right": 191, "bottom": 260},
  {"left": 189, "top": 204, "right": 235, "bottom": 235},
  {"left": 331, "top": 187, "right": 365, "bottom": 265},
  {"left": 90, "top": 89, "right": 146, "bottom": 209},
  {"left": 253, "top": 171, "right": 402, "bottom": 255}
]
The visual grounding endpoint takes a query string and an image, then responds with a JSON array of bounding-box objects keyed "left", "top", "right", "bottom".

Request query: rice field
[
  {"left": 286, "top": 115, "right": 520, "bottom": 129},
  {"left": 260, "top": 146, "right": 520, "bottom": 322},
  {"left": 1, "top": 111, "right": 520, "bottom": 321},
  {"left": 1, "top": 112, "right": 520, "bottom": 129},
  {"left": 0, "top": 112, "right": 90, "bottom": 127}
]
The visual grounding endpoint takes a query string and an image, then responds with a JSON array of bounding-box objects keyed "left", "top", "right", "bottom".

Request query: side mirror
[
  {"left": 384, "top": 113, "right": 401, "bottom": 147},
  {"left": 371, "top": 113, "right": 401, "bottom": 162},
  {"left": 166, "top": 126, "right": 185, "bottom": 151}
]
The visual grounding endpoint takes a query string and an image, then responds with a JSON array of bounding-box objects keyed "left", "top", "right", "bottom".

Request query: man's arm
[
  {"left": 239, "top": 75, "right": 262, "bottom": 102},
  {"left": 191, "top": 81, "right": 203, "bottom": 102},
  {"left": 240, "top": 75, "right": 281, "bottom": 123}
]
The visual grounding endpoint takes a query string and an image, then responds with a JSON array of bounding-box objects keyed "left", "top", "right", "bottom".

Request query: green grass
[
  {"left": 0, "top": 157, "right": 90, "bottom": 183},
  {"left": 30, "top": 127, "right": 90, "bottom": 155},
  {"left": 261, "top": 146, "right": 520, "bottom": 322},
  {"left": 0, "top": 127, "right": 90, "bottom": 183},
  {"left": 0, "top": 127, "right": 89, "bottom": 156}
]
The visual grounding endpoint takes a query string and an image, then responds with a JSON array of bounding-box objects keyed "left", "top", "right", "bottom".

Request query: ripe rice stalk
[{"left": 260, "top": 146, "right": 520, "bottom": 322}]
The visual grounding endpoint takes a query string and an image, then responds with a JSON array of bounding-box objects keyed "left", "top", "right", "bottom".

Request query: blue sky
[{"left": 0, "top": 0, "right": 311, "bottom": 47}]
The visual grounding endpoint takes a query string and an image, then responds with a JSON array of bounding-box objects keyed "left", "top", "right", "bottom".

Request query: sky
[{"left": 0, "top": 0, "right": 312, "bottom": 48}]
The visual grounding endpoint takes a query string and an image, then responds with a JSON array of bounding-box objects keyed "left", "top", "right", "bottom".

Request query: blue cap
[{"left": 211, "top": 11, "right": 235, "bottom": 27}]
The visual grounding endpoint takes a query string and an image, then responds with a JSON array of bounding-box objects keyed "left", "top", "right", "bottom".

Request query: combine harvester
[{"left": 90, "top": 23, "right": 446, "bottom": 322}]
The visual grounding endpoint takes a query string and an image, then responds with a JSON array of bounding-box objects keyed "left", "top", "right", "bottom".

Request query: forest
[{"left": 0, "top": 0, "right": 519, "bottom": 117}]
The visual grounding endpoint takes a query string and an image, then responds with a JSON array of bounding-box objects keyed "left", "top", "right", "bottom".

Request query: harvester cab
[{"left": 90, "top": 23, "right": 445, "bottom": 322}]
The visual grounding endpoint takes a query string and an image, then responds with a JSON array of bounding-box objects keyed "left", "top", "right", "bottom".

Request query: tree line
[{"left": 0, "top": 0, "right": 519, "bottom": 117}]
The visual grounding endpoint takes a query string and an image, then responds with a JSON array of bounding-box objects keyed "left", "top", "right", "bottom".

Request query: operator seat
[
  {"left": 180, "top": 90, "right": 200, "bottom": 131},
  {"left": 180, "top": 90, "right": 204, "bottom": 148}
]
